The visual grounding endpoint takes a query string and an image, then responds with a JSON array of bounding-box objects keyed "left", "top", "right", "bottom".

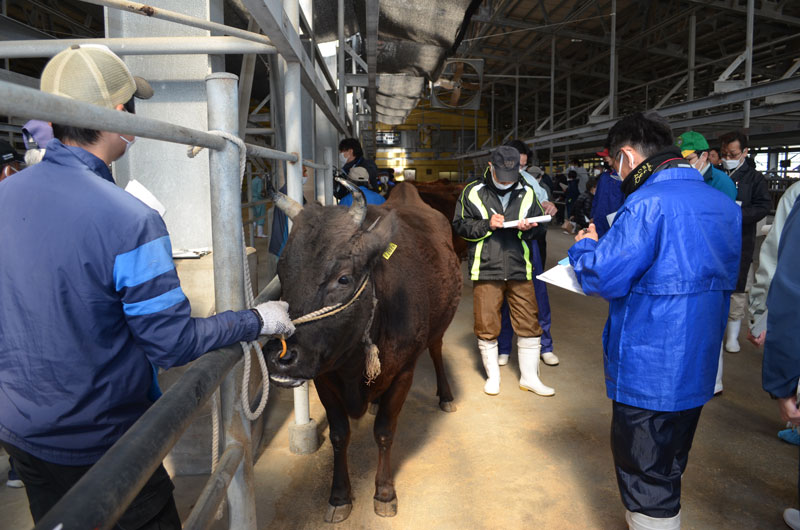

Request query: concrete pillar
[{"left": 106, "top": 0, "right": 223, "bottom": 251}]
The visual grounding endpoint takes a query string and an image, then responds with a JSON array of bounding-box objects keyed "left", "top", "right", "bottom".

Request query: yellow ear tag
[{"left": 382, "top": 242, "right": 398, "bottom": 260}]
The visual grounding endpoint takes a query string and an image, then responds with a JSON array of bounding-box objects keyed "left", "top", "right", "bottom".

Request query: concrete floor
[{"left": 1, "top": 226, "right": 796, "bottom": 529}]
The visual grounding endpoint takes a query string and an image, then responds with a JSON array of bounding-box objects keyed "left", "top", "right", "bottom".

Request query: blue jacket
[
  {"left": 0, "top": 140, "right": 260, "bottom": 465},
  {"left": 339, "top": 185, "right": 385, "bottom": 206},
  {"left": 568, "top": 165, "right": 741, "bottom": 411},
  {"left": 704, "top": 165, "right": 737, "bottom": 201},
  {"left": 591, "top": 171, "right": 624, "bottom": 237},
  {"left": 762, "top": 197, "right": 800, "bottom": 399}
]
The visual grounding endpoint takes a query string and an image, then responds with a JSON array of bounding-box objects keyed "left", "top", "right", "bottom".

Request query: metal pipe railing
[
  {"left": 206, "top": 73, "right": 258, "bottom": 530},
  {"left": 0, "top": 36, "right": 276, "bottom": 58},
  {"left": 183, "top": 443, "right": 244, "bottom": 530},
  {"left": 34, "top": 344, "right": 245, "bottom": 530},
  {"left": 80, "top": 0, "right": 273, "bottom": 46},
  {"left": 0, "top": 80, "right": 226, "bottom": 150}
]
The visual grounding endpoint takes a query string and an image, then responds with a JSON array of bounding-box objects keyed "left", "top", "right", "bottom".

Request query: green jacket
[{"left": 453, "top": 172, "right": 546, "bottom": 281}]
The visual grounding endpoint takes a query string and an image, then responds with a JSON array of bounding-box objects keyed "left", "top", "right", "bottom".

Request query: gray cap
[{"left": 490, "top": 146, "right": 520, "bottom": 181}]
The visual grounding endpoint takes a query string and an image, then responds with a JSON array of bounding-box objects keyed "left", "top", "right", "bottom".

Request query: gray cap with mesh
[{"left": 40, "top": 44, "right": 153, "bottom": 109}]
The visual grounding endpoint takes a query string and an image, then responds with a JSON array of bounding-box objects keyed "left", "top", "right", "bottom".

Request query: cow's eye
[{"left": 337, "top": 275, "right": 350, "bottom": 285}]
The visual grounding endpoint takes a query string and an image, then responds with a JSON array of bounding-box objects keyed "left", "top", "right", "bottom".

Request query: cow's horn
[
  {"left": 335, "top": 176, "right": 367, "bottom": 227},
  {"left": 266, "top": 178, "right": 303, "bottom": 220}
]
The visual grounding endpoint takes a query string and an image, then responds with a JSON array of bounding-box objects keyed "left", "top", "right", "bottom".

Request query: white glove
[{"left": 252, "top": 301, "right": 295, "bottom": 337}]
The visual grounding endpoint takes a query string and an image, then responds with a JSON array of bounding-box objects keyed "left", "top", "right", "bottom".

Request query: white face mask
[
  {"left": 492, "top": 175, "right": 515, "bottom": 190},
  {"left": 617, "top": 152, "right": 626, "bottom": 174},
  {"left": 723, "top": 157, "right": 741, "bottom": 171},
  {"left": 339, "top": 152, "right": 348, "bottom": 165},
  {"left": 694, "top": 161, "right": 709, "bottom": 175},
  {"left": 120, "top": 135, "right": 136, "bottom": 154},
  {"left": 302, "top": 176, "right": 308, "bottom": 185}
]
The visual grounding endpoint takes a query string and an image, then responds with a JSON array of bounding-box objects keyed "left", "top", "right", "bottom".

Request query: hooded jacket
[
  {"left": 453, "top": 169, "right": 546, "bottom": 282},
  {"left": 0, "top": 140, "right": 260, "bottom": 465},
  {"left": 727, "top": 157, "right": 772, "bottom": 291},
  {"left": 568, "top": 164, "right": 741, "bottom": 411},
  {"left": 591, "top": 170, "right": 624, "bottom": 237}
]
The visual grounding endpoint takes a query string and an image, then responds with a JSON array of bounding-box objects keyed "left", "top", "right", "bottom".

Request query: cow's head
[{"left": 265, "top": 179, "right": 397, "bottom": 387}]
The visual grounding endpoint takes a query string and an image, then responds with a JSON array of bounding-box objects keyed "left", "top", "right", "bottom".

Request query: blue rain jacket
[
  {"left": 0, "top": 140, "right": 259, "bottom": 465},
  {"left": 591, "top": 170, "right": 624, "bottom": 237},
  {"left": 569, "top": 165, "right": 741, "bottom": 411}
]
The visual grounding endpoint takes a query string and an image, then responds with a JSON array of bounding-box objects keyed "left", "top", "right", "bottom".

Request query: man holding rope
[{"left": 0, "top": 45, "right": 292, "bottom": 528}]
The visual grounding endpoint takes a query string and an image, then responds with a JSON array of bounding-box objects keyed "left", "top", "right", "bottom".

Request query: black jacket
[
  {"left": 343, "top": 156, "right": 379, "bottom": 190},
  {"left": 453, "top": 172, "right": 546, "bottom": 282},
  {"left": 571, "top": 191, "right": 594, "bottom": 229},
  {"left": 728, "top": 157, "right": 772, "bottom": 291}
]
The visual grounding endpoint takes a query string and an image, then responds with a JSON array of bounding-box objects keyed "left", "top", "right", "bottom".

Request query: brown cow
[{"left": 265, "top": 180, "right": 461, "bottom": 522}]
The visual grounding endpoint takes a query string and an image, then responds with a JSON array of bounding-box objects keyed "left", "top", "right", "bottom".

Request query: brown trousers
[{"left": 473, "top": 280, "right": 542, "bottom": 341}]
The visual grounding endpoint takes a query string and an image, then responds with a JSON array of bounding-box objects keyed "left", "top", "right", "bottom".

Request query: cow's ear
[{"left": 355, "top": 210, "right": 398, "bottom": 265}]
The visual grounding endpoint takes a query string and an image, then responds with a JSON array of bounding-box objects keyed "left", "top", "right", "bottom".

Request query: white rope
[{"left": 189, "top": 131, "right": 270, "bottom": 520}]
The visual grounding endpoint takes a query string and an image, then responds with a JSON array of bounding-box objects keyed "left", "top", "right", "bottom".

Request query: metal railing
[{"left": 0, "top": 73, "right": 329, "bottom": 530}]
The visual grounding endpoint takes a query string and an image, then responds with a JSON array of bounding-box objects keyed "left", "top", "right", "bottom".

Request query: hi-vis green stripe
[
  {"left": 468, "top": 185, "right": 491, "bottom": 280},
  {"left": 518, "top": 187, "right": 534, "bottom": 280}
]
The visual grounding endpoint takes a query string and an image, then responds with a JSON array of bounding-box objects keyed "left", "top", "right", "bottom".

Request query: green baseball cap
[{"left": 675, "top": 131, "right": 709, "bottom": 158}]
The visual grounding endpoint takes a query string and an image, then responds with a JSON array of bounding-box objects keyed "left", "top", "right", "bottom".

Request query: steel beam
[
  {"left": 337, "top": 0, "right": 346, "bottom": 127},
  {"left": 609, "top": 0, "right": 616, "bottom": 118},
  {"left": 240, "top": 0, "right": 347, "bottom": 134},
  {"left": 0, "top": 13, "right": 54, "bottom": 40},
  {"left": 684, "top": 0, "right": 800, "bottom": 28},
  {"left": 688, "top": 13, "right": 696, "bottom": 111},
  {"left": 654, "top": 75, "right": 688, "bottom": 109},
  {"left": 0, "top": 36, "right": 276, "bottom": 58},
  {"left": 744, "top": 0, "right": 754, "bottom": 127},
  {"left": 365, "top": 0, "right": 378, "bottom": 140}
]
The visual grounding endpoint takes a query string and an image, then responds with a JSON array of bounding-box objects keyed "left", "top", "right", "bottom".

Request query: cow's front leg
[
  {"left": 315, "top": 376, "right": 353, "bottom": 523},
  {"left": 373, "top": 367, "right": 414, "bottom": 517}
]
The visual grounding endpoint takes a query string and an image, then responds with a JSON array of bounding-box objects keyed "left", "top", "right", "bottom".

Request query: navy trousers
[
  {"left": 611, "top": 402, "right": 703, "bottom": 518},
  {"left": 498, "top": 240, "right": 552, "bottom": 355}
]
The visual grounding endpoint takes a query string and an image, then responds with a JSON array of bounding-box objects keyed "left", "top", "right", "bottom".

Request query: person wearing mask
[
  {"left": 760, "top": 197, "right": 800, "bottom": 530},
  {"left": 339, "top": 137, "right": 378, "bottom": 190},
  {"left": 496, "top": 140, "right": 559, "bottom": 368},
  {"left": 567, "top": 158, "right": 589, "bottom": 193},
  {"left": 0, "top": 139, "right": 24, "bottom": 183},
  {"left": 591, "top": 148, "right": 625, "bottom": 238},
  {"left": 719, "top": 131, "right": 772, "bottom": 353},
  {"left": 676, "top": 131, "right": 736, "bottom": 200},
  {"left": 674, "top": 131, "right": 738, "bottom": 396},
  {"left": 453, "top": 146, "right": 553, "bottom": 397},
  {"left": 0, "top": 45, "right": 293, "bottom": 528},
  {"left": 562, "top": 170, "right": 580, "bottom": 233},
  {"left": 569, "top": 111, "right": 740, "bottom": 530}
]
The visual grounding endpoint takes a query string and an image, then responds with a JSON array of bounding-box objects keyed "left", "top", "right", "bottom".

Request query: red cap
[{"left": 596, "top": 148, "right": 610, "bottom": 157}]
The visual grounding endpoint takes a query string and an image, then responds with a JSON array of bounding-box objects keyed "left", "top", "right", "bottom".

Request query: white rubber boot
[
  {"left": 725, "top": 319, "right": 741, "bottom": 353},
  {"left": 518, "top": 336, "right": 554, "bottom": 396},
  {"left": 625, "top": 510, "right": 680, "bottom": 530},
  {"left": 714, "top": 343, "right": 724, "bottom": 395},
  {"left": 541, "top": 351, "right": 559, "bottom": 366},
  {"left": 784, "top": 508, "right": 800, "bottom": 530},
  {"left": 498, "top": 354, "right": 509, "bottom": 366},
  {"left": 256, "top": 224, "right": 267, "bottom": 238},
  {"left": 478, "top": 339, "right": 500, "bottom": 395}
]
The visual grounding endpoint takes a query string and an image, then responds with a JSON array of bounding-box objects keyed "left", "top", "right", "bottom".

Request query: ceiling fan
[{"left": 431, "top": 59, "right": 483, "bottom": 110}]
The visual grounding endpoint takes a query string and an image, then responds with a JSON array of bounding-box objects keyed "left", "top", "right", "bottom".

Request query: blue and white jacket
[
  {"left": 569, "top": 165, "right": 741, "bottom": 411},
  {"left": 0, "top": 140, "right": 260, "bottom": 465}
]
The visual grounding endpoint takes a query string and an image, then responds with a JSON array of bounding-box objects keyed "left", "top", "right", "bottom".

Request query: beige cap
[
  {"left": 40, "top": 44, "right": 153, "bottom": 109},
  {"left": 349, "top": 166, "right": 370, "bottom": 184}
]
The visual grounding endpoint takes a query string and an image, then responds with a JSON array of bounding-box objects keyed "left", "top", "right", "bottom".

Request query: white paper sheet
[
  {"left": 501, "top": 215, "right": 552, "bottom": 228},
  {"left": 536, "top": 263, "right": 586, "bottom": 296},
  {"left": 606, "top": 210, "right": 618, "bottom": 226}
]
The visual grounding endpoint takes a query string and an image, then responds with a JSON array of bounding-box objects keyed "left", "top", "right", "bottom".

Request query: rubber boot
[
  {"left": 541, "top": 351, "right": 559, "bottom": 366},
  {"left": 714, "top": 343, "right": 724, "bottom": 395},
  {"left": 784, "top": 508, "right": 800, "bottom": 530},
  {"left": 725, "top": 319, "right": 741, "bottom": 353},
  {"left": 625, "top": 510, "right": 681, "bottom": 530},
  {"left": 518, "top": 336, "right": 554, "bottom": 396},
  {"left": 256, "top": 224, "right": 267, "bottom": 238},
  {"left": 498, "top": 354, "right": 509, "bottom": 366},
  {"left": 478, "top": 339, "right": 500, "bottom": 395}
]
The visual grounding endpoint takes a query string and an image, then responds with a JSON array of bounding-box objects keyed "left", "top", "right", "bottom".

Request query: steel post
[
  {"left": 284, "top": 0, "right": 317, "bottom": 453},
  {"left": 338, "top": 0, "right": 346, "bottom": 126},
  {"left": 238, "top": 18, "right": 259, "bottom": 138},
  {"left": 205, "top": 72, "right": 257, "bottom": 530},
  {"left": 549, "top": 36, "right": 555, "bottom": 133},
  {"left": 609, "top": 0, "right": 617, "bottom": 118},
  {"left": 514, "top": 64, "right": 519, "bottom": 138},
  {"left": 490, "top": 82, "right": 495, "bottom": 147},
  {"left": 324, "top": 147, "right": 334, "bottom": 205},
  {"left": 744, "top": 0, "right": 754, "bottom": 128},
  {"left": 688, "top": 13, "right": 696, "bottom": 115}
]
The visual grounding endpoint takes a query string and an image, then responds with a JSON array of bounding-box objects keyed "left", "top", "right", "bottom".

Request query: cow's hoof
[
  {"left": 439, "top": 400, "right": 457, "bottom": 413},
  {"left": 324, "top": 503, "right": 352, "bottom": 523},
  {"left": 368, "top": 402, "right": 379, "bottom": 415},
  {"left": 374, "top": 496, "right": 398, "bottom": 517}
]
